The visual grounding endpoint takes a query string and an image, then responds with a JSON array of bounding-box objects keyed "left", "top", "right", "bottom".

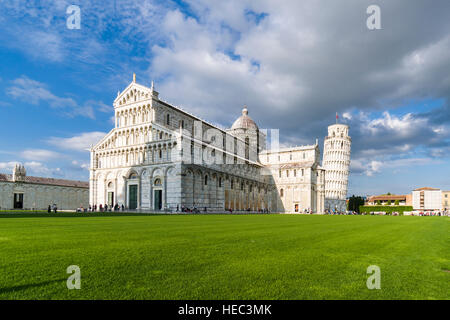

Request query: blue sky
[{"left": 1, "top": 0, "right": 450, "bottom": 196}]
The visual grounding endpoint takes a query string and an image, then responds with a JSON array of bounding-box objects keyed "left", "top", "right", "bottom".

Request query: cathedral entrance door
[
  {"left": 154, "top": 190, "right": 162, "bottom": 211},
  {"left": 108, "top": 192, "right": 114, "bottom": 207},
  {"left": 129, "top": 185, "right": 138, "bottom": 210}
]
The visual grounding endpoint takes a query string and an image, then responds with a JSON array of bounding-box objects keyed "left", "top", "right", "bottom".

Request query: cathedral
[{"left": 89, "top": 75, "right": 351, "bottom": 213}]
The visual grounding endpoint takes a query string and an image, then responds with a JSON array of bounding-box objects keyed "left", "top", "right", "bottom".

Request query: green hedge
[{"left": 359, "top": 205, "right": 413, "bottom": 214}]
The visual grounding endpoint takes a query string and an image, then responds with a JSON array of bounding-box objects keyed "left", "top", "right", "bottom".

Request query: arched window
[
  {"left": 280, "top": 189, "right": 284, "bottom": 197},
  {"left": 218, "top": 177, "right": 222, "bottom": 188},
  {"left": 204, "top": 175, "right": 208, "bottom": 186},
  {"left": 154, "top": 178, "right": 162, "bottom": 186},
  {"left": 245, "top": 137, "right": 249, "bottom": 160},
  {"left": 129, "top": 173, "right": 138, "bottom": 179},
  {"left": 166, "top": 114, "right": 170, "bottom": 125}
]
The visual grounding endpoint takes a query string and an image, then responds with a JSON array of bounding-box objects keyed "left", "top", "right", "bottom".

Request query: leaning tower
[{"left": 323, "top": 122, "right": 351, "bottom": 212}]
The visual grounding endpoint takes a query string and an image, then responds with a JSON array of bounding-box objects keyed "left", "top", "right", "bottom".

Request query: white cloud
[
  {"left": 0, "top": 161, "right": 19, "bottom": 172},
  {"left": 24, "top": 161, "right": 63, "bottom": 177},
  {"left": 6, "top": 76, "right": 112, "bottom": 119},
  {"left": 47, "top": 132, "right": 107, "bottom": 152},
  {"left": 71, "top": 160, "right": 90, "bottom": 171},
  {"left": 351, "top": 157, "right": 440, "bottom": 177},
  {"left": 0, "top": 160, "right": 63, "bottom": 177},
  {"left": 7, "top": 76, "right": 77, "bottom": 109},
  {"left": 365, "top": 112, "right": 427, "bottom": 136},
  {"left": 20, "top": 149, "right": 62, "bottom": 161}
]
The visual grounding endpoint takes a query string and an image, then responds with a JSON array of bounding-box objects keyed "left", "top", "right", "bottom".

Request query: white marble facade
[{"left": 89, "top": 75, "right": 351, "bottom": 213}]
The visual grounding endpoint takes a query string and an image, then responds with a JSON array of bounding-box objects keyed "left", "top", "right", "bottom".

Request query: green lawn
[{"left": 0, "top": 214, "right": 448, "bottom": 300}]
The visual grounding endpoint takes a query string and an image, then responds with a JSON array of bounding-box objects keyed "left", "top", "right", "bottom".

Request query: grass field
[{"left": 0, "top": 213, "right": 448, "bottom": 300}]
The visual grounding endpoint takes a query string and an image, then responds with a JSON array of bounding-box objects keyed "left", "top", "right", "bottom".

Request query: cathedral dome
[{"left": 231, "top": 106, "right": 258, "bottom": 130}]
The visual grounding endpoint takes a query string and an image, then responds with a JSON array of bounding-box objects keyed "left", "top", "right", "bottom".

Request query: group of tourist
[
  {"left": 47, "top": 204, "right": 57, "bottom": 213},
  {"left": 176, "top": 205, "right": 271, "bottom": 214},
  {"left": 87, "top": 204, "right": 126, "bottom": 212},
  {"left": 324, "top": 209, "right": 348, "bottom": 215},
  {"left": 410, "top": 211, "right": 448, "bottom": 216},
  {"left": 342, "top": 211, "right": 449, "bottom": 216}
]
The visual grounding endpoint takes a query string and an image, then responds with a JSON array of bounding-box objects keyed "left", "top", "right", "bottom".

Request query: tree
[
  {"left": 348, "top": 195, "right": 366, "bottom": 213},
  {"left": 387, "top": 200, "right": 392, "bottom": 206},
  {"left": 394, "top": 199, "right": 400, "bottom": 206},
  {"left": 376, "top": 200, "right": 381, "bottom": 205}
]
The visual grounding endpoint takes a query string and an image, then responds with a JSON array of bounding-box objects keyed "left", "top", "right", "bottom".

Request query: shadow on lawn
[{"left": 0, "top": 278, "right": 66, "bottom": 294}]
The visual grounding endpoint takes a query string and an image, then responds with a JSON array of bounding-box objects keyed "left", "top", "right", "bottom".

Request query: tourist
[{"left": 47, "top": 205, "right": 51, "bottom": 213}]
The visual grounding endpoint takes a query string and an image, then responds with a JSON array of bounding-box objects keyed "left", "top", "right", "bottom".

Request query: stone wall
[{"left": 0, "top": 181, "right": 88, "bottom": 210}]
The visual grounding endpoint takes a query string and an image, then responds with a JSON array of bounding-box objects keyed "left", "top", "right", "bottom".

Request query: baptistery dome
[{"left": 231, "top": 106, "right": 258, "bottom": 130}]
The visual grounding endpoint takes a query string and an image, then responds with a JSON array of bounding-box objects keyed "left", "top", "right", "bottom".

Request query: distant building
[
  {"left": 366, "top": 194, "right": 412, "bottom": 206},
  {"left": 442, "top": 191, "right": 450, "bottom": 211},
  {"left": 0, "top": 164, "right": 88, "bottom": 210},
  {"left": 260, "top": 145, "right": 325, "bottom": 213},
  {"left": 412, "top": 187, "right": 442, "bottom": 212}
]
